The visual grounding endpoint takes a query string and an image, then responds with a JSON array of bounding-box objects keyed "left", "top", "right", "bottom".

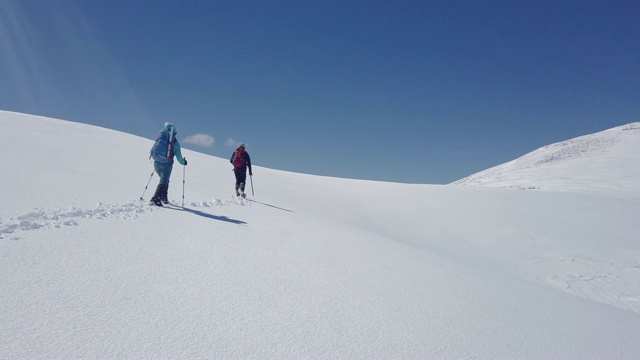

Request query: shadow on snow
[
  {"left": 163, "top": 205, "right": 247, "bottom": 225},
  {"left": 246, "top": 199, "right": 293, "bottom": 213}
]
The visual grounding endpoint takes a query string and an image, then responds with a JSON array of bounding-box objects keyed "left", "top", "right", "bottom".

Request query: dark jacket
[{"left": 230, "top": 147, "right": 252, "bottom": 173}]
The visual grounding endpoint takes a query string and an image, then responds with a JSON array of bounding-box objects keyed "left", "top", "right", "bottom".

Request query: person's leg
[
  {"left": 155, "top": 162, "right": 173, "bottom": 186},
  {"left": 234, "top": 169, "right": 242, "bottom": 196},
  {"left": 152, "top": 163, "right": 173, "bottom": 205},
  {"left": 238, "top": 169, "right": 247, "bottom": 196},
  {"left": 160, "top": 163, "right": 173, "bottom": 203}
]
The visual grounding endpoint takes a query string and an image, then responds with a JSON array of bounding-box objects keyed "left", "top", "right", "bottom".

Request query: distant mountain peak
[{"left": 451, "top": 123, "right": 640, "bottom": 193}]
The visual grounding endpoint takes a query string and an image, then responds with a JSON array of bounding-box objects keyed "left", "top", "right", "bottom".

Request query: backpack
[
  {"left": 232, "top": 147, "right": 246, "bottom": 168},
  {"left": 151, "top": 129, "right": 175, "bottom": 163}
]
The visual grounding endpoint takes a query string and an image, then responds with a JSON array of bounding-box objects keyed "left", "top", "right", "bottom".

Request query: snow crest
[{"left": 452, "top": 122, "right": 640, "bottom": 192}]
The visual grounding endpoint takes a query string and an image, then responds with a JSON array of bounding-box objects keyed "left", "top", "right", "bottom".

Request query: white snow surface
[
  {"left": 452, "top": 122, "right": 640, "bottom": 194},
  {"left": 1, "top": 110, "right": 640, "bottom": 359}
]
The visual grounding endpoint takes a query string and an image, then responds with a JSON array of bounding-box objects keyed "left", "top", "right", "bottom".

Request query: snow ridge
[{"left": 452, "top": 122, "right": 640, "bottom": 192}]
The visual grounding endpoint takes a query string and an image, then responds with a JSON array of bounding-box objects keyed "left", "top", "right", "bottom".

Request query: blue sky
[{"left": 1, "top": 0, "right": 638, "bottom": 184}]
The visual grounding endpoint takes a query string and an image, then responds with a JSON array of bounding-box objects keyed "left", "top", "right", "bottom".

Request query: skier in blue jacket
[{"left": 149, "top": 122, "right": 187, "bottom": 206}]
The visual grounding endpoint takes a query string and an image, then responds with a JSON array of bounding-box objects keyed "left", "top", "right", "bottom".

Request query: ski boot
[{"left": 150, "top": 184, "right": 166, "bottom": 206}]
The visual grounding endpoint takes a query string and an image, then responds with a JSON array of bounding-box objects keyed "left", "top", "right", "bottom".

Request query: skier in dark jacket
[
  {"left": 149, "top": 122, "right": 187, "bottom": 206},
  {"left": 230, "top": 143, "right": 252, "bottom": 198}
]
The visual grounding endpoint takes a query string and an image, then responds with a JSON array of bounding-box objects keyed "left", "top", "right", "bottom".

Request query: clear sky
[{"left": 1, "top": 0, "right": 638, "bottom": 184}]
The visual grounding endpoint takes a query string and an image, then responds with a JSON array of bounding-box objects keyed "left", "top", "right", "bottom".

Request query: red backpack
[{"left": 233, "top": 147, "right": 246, "bottom": 168}]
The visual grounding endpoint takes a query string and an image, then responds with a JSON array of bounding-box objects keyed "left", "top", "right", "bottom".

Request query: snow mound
[{"left": 451, "top": 122, "right": 640, "bottom": 194}]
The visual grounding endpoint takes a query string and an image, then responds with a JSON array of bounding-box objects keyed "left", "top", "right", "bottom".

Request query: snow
[
  {"left": 1, "top": 110, "right": 640, "bottom": 359},
  {"left": 452, "top": 122, "right": 640, "bottom": 194}
]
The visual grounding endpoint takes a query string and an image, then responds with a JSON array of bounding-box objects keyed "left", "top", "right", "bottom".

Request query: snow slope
[
  {"left": 2, "top": 110, "right": 640, "bottom": 359},
  {"left": 452, "top": 122, "right": 640, "bottom": 194}
]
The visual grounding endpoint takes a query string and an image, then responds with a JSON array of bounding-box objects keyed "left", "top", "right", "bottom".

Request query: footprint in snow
[{"left": 0, "top": 198, "right": 248, "bottom": 238}]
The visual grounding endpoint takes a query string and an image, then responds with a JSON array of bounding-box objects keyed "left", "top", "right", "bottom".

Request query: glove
[
  {"left": 249, "top": 171, "right": 253, "bottom": 176},
  {"left": 183, "top": 158, "right": 188, "bottom": 166}
]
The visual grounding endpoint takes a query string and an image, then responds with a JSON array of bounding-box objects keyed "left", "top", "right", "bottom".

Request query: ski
[{"left": 149, "top": 201, "right": 182, "bottom": 209}]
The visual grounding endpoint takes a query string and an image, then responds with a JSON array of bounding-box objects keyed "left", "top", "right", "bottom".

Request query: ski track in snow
[
  {"left": 550, "top": 259, "right": 640, "bottom": 314},
  {"left": 514, "top": 254, "right": 640, "bottom": 314},
  {"left": 0, "top": 197, "right": 249, "bottom": 240}
]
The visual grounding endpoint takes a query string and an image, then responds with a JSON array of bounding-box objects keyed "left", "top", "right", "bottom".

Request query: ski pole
[
  {"left": 140, "top": 170, "right": 155, "bottom": 200},
  {"left": 250, "top": 174, "right": 254, "bottom": 196},
  {"left": 182, "top": 162, "right": 186, "bottom": 207}
]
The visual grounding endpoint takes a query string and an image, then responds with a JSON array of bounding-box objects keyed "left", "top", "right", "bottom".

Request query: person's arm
[
  {"left": 246, "top": 153, "right": 252, "bottom": 175},
  {"left": 173, "top": 140, "right": 187, "bottom": 165}
]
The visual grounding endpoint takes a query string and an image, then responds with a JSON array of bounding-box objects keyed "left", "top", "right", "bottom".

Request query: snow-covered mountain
[
  {"left": 2, "top": 110, "right": 640, "bottom": 359},
  {"left": 452, "top": 122, "right": 640, "bottom": 194}
]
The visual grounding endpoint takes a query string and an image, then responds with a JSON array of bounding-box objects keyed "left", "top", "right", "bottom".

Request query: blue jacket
[{"left": 150, "top": 129, "right": 186, "bottom": 165}]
